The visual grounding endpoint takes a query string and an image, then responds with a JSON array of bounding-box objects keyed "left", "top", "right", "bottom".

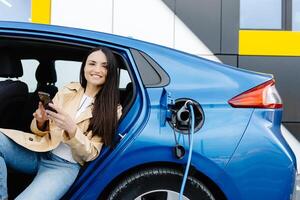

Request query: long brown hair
[{"left": 80, "top": 46, "right": 119, "bottom": 147}]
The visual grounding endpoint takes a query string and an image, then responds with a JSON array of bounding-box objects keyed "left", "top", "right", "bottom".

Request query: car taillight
[{"left": 228, "top": 79, "right": 282, "bottom": 109}]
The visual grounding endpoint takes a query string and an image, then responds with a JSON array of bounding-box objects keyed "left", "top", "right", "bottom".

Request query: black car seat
[
  {"left": 120, "top": 82, "right": 133, "bottom": 114},
  {"left": 35, "top": 60, "right": 58, "bottom": 98},
  {"left": 0, "top": 52, "right": 28, "bottom": 129},
  {"left": 20, "top": 60, "right": 58, "bottom": 132}
]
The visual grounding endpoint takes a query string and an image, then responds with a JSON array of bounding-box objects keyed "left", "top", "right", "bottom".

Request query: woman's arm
[
  {"left": 46, "top": 102, "right": 120, "bottom": 164},
  {"left": 31, "top": 102, "right": 50, "bottom": 136},
  {"left": 117, "top": 104, "right": 122, "bottom": 120},
  {"left": 46, "top": 103, "right": 102, "bottom": 163},
  {"left": 31, "top": 89, "right": 63, "bottom": 136}
]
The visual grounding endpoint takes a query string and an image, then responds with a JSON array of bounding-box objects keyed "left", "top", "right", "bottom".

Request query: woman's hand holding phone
[
  {"left": 46, "top": 103, "right": 77, "bottom": 138},
  {"left": 33, "top": 102, "right": 49, "bottom": 130}
]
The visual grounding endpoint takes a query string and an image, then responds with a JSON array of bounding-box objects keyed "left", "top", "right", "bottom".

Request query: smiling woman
[
  {"left": 78, "top": 47, "right": 122, "bottom": 146},
  {"left": 83, "top": 50, "right": 108, "bottom": 96}
]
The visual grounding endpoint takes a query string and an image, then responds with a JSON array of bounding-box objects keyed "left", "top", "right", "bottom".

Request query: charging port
[{"left": 168, "top": 98, "right": 204, "bottom": 134}]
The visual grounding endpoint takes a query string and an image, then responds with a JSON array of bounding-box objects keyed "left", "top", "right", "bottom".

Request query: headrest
[
  {"left": 0, "top": 52, "right": 23, "bottom": 78},
  {"left": 125, "top": 82, "right": 133, "bottom": 91},
  {"left": 35, "top": 60, "right": 57, "bottom": 84}
]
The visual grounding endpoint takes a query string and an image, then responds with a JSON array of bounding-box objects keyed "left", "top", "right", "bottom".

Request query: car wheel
[{"left": 107, "top": 167, "right": 215, "bottom": 200}]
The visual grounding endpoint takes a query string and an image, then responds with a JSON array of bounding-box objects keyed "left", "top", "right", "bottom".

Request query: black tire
[{"left": 107, "top": 167, "right": 215, "bottom": 200}]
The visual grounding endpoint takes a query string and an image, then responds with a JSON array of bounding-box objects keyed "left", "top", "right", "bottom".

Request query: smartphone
[{"left": 37, "top": 91, "right": 57, "bottom": 113}]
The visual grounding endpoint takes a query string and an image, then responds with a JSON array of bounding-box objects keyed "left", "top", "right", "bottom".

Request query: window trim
[{"left": 130, "top": 48, "right": 170, "bottom": 88}]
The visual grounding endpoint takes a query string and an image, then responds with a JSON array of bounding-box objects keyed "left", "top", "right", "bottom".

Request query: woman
[{"left": 0, "top": 46, "right": 122, "bottom": 200}]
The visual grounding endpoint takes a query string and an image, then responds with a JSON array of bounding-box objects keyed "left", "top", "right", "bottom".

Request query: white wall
[
  {"left": 113, "top": 0, "right": 174, "bottom": 48},
  {"left": 50, "top": 0, "right": 220, "bottom": 61},
  {"left": 51, "top": 0, "right": 113, "bottom": 33}
]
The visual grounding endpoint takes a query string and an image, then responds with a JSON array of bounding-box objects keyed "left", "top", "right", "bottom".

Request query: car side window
[
  {"left": 20, "top": 59, "right": 39, "bottom": 92},
  {"left": 119, "top": 69, "right": 131, "bottom": 89},
  {"left": 55, "top": 60, "right": 81, "bottom": 89}
]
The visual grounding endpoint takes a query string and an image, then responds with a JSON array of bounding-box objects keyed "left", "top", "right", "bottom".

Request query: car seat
[
  {"left": 0, "top": 52, "right": 28, "bottom": 129},
  {"left": 35, "top": 60, "right": 58, "bottom": 98},
  {"left": 20, "top": 60, "right": 58, "bottom": 132},
  {"left": 120, "top": 82, "right": 133, "bottom": 114}
]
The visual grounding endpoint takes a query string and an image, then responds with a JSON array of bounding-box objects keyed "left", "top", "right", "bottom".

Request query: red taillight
[{"left": 228, "top": 79, "right": 282, "bottom": 109}]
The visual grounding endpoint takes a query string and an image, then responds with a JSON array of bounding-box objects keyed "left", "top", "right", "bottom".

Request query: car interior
[{"left": 0, "top": 37, "right": 135, "bottom": 198}]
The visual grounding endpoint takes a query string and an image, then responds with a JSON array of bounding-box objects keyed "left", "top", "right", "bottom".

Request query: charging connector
[
  {"left": 167, "top": 99, "right": 202, "bottom": 199},
  {"left": 179, "top": 102, "right": 195, "bottom": 200}
]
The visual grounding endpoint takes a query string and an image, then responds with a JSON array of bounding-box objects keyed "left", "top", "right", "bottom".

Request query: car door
[{"left": 0, "top": 23, "right": 149, "bottom": 199}]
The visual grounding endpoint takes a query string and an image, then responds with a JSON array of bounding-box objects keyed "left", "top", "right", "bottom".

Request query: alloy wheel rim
[{"left": 134, "top": 189, "right": 189, "bottom": 200}]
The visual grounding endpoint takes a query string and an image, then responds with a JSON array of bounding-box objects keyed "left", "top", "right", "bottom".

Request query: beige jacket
[{"left": 0, "top": 82, "right": 102, "bottom": 165}]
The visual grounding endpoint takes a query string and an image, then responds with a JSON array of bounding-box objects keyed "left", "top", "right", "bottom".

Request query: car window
[
  {"left": 20, "top": 59, "right": 39, "bottom": 92},
  {"left": 119, "top": 69, "right": 131, "bottom": 89},
  {"left": 55, "top": 60, "right": 81, "bottom": 89}
]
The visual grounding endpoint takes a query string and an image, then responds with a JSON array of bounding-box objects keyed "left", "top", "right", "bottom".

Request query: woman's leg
[
  {"left": 0, "top": 131, "right": 39, "bottom": 200},
  {"left": 16, "top": 152, "right": 80, "bottom": 200}
]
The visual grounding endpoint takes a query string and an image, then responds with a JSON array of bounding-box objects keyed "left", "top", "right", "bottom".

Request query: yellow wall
[
  {"left": 239, "top": 30, "right": 300, "bottom": 56},
  {"left": 31, "top": 0, "right": 51, "bottom": 24}
]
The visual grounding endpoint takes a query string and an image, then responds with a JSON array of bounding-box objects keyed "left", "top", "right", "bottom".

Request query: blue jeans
[{"left": 0, "top": 131, "right": 80, "bottom": 200}]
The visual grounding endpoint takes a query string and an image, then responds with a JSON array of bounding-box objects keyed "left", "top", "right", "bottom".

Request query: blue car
[{"left": 0, "top": 21, "right": 297, "bottom": 200}]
